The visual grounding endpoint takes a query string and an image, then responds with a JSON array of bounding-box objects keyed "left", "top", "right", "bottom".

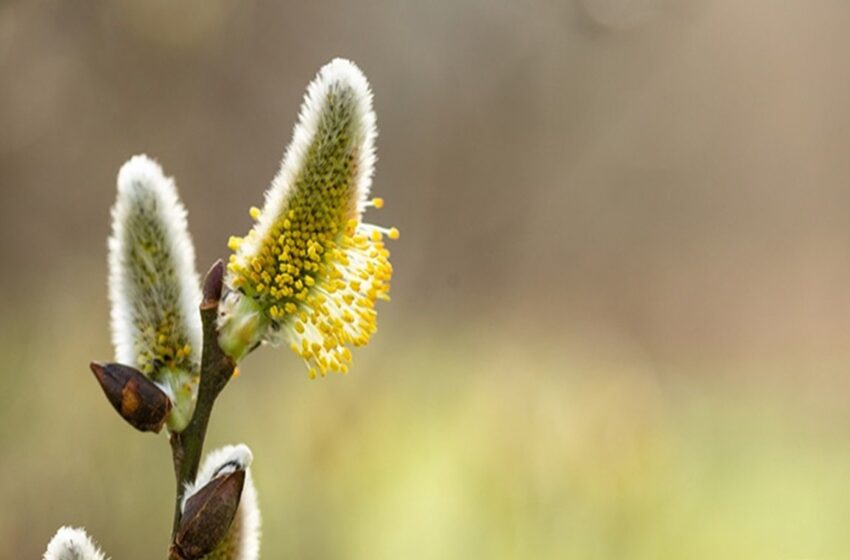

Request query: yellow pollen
[{"left": 135, "top": 315, "right": 195, "bottom": 375}]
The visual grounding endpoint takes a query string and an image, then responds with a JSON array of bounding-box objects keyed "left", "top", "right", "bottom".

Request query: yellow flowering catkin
[{"left": 218, "top": 59, "right": 396, "bottom": 378}]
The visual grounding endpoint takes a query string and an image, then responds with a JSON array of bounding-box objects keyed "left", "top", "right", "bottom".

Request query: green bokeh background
[{"left": 3, "top": 1, "right": 850, "bottom": 558}]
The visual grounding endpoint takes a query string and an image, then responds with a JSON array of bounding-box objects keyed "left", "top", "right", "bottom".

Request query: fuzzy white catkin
[
  {"left": 183, "top": 444, "right": 261, "bottom": 560},
  {"left": 43, "top": 527, "right": 108, "bottom": 560},
  {"left": 108, "top": 154, "right": 202, "bottom": 373}
]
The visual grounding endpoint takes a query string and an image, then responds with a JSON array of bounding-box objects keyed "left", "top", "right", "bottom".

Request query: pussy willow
[
  {"left": 219, "top": 58, "right": 397, "bottom": 379},
  {"left": 108, "top": 155, "right": 202, "bottom": 431},
  {"left": 44, "top": 58, "right": 391, "bottom": 560}
]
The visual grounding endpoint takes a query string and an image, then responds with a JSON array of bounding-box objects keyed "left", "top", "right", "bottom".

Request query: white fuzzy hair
[
  {"left": 108, "top": 154, "right": 202, "bottom": 370},
  {"left": 231, "top": 58, "right": 377, "bottom": 272},
  {"left": 182, "top": 444, "right": 261, "bottom": 560},
  {"left": 43, "top": 527, "right": 107, "bottom": 560}
]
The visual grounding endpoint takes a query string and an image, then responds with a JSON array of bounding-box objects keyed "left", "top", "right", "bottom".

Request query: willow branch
[{"left": 168, "top": 260, "right": 234, "bottom": 558}]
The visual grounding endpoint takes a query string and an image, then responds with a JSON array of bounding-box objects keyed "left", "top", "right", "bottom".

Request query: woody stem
[{"left": 167, "top": 260, "right": 234, "bottom": 559}]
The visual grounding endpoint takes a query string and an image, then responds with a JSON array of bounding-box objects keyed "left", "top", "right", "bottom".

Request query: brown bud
[
  {"left": 174, "top": 469, "right": 245, "bottom": 559},
  {"left": 89, "top": 362, "right": 172, "bottom": 433},
  {"left": 202, "top": 259, "right": 225, "bottom": 307}
]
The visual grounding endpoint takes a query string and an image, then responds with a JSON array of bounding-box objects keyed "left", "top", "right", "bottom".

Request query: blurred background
[{"left": 3, "top": 0, "right": 850, "bottom": 558}]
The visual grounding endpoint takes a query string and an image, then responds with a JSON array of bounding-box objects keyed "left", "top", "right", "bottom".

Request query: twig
[{"left": 167, "top": 260, "right": 234, "bottom": 559}]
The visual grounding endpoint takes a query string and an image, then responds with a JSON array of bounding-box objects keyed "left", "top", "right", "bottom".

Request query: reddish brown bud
[
  {"left": 174, "top": 469, "right": 245, "bottom": 559},
  {"left": 89, "top": 362, "right": 172, "bottom": 433},
  {"left": 202, "top": 259, "right": 225, "bottom": 307}
]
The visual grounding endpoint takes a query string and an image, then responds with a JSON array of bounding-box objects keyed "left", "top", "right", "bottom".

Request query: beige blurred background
[{"left": 4, "top": 0, "right": 850, "bottom": 558}]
